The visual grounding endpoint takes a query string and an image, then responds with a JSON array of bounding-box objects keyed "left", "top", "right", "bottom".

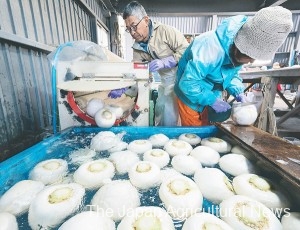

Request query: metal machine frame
[{"left": 56, "top": 61, "right": 150, "bottom": 130}]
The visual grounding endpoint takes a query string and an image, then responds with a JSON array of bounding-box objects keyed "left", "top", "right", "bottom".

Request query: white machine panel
[{"left": 56, "top": 61, "right": 151, "bottom": 130}]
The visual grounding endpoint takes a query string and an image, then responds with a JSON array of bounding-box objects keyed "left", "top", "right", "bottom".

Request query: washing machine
[{"left": 55, "top": 59, "right": 151, "bottom": 131}]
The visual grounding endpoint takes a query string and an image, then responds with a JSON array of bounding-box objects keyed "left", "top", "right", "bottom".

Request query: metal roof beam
[
  {"left": 102, "top": 0, "right": 117, "bottom": 14},
  {"left": 259, "top": 0, "right": 288, "bottom": 8}
]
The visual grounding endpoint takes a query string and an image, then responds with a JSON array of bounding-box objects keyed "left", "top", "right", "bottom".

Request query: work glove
[
  {"left": 149, "top": 56, "right": 177, "bottom": 72},
  {"left": 211, "top": 99, "right": 231, "bottom": 113},
  {"left": 108, "top": 87, "right": 127, "bottom": 99},
  {"left": 235, "top": 93, "right": 247, "bottom": 103}
]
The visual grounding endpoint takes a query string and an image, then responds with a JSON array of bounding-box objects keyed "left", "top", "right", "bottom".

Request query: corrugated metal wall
[
  {"left": 0, "top": 0, "right": 111, "bottom": 161},
  {"left": 151, "top": 16, "right": 214, "bottom": 34},
  {"left": 274, "top": 14, "right": 300, "bottom": 65}
]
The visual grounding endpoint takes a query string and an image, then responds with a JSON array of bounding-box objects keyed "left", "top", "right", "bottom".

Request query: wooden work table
[
  {"left": 218, "top": 123, "right": 300, "bottom": 193},
  {"left": 239, "top": 66, "right": 300, "bottom": 135}
]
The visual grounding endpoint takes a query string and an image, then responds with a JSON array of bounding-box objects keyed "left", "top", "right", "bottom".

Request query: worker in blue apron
[{"left": 174, "top": 6, "right": 293, "bottom": 126}]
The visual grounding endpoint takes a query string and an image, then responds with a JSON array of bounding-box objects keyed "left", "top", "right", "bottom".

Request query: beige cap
[{"left": 234, "top": 6, "right": 293, "bottom": 60}]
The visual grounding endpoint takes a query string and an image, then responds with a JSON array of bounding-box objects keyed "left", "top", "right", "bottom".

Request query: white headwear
[{"left": 234, "top": 6, "right": 293, "bottom": 60}]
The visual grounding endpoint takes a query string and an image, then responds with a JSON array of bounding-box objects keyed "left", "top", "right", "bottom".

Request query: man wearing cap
[{"left": 174, "top": 6, "right": 293, "bottom": 126}]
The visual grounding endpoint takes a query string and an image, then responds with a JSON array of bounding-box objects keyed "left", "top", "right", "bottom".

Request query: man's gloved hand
[
  {"left": 108, "top": 88, "right": 127, "bottom": 99},
  {"left": 235, "top": 93, "right": 247, "bottom": 103},
  {"left": 149, "top": 56, "right": 177, "bottom": 72},
  {"left": 211, "top": 99, "right": 231, "bottom": 113}
]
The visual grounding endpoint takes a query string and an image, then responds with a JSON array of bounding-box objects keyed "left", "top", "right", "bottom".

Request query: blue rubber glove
[
  {"left": 149, "top": 56, "right": 177, "bottom": 72},
  {"left": 108, "top": 88, "right": 127, "bottom": 99},
  {"left": 211, "top": 99, "right": 231, "bottom": 113},
  {"left": 235, "top": 93, "right": 247, "bottom": 103}
]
